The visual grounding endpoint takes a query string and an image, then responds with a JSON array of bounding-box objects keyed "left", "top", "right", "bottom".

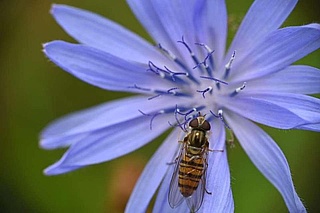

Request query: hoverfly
[{"left": 168, "top": 113, "right": 212, "bottom": 212}]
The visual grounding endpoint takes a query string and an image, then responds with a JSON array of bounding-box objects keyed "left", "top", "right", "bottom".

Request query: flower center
[{"left": 135, "top": 37, "right": 245, "bottom": 130}]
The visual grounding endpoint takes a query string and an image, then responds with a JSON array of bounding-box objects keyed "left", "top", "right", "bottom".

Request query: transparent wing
[
  {"left": 168, "top": 143, "right": 185, "bottom": 208},
  {"left": 185, "top": 152, "right": 208, "bottom": 212}
]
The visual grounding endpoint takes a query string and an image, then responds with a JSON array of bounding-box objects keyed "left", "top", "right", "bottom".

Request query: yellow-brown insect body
[
  {"left": 178, "top": 117, "right": 209, "bottom": 197},
  {"left": 168, "top": 113, "right": 211, "bottom": 212}
]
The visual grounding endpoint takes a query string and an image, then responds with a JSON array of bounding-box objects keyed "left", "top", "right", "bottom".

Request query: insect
[{"left": 168, "top": 113, "right": 212, "bottom": 212}]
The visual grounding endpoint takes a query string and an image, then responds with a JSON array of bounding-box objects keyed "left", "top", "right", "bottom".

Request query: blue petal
[
  {"left": 201, "top": 120, "right": 234, "bottom": 213},
  {"left": 40, "top": 95, "right": 181, "bottom": 149},
  {"left": 43, "top": 41, "right": 174, "bottom": 92},
  {"left": 225, "top": 93, "right": 310, "bottom": 129},
  {"left": 248, "top": 65, "right": 320, "bottom": 94},
  {"left": 44, "top": 114, "right": 174, "bottom": 175},
  {"left": 127, "top": 0, "right": 194, "bottom": 56},
  {"left": 231, "top": 24, "right": 320, "bottom": 82},
  {"left": 225, "top": 113, "right": 306, "bottom": 212},
  {"left": 125, "top": 129, "right": 180, "bottom": 213},
  {"left": 226, "top": 0, "right": 297, "bottom": 62},
  {"left": 51, "top": 4, "right": 169, "bottom": 64},
  {"left": 40, "top": 132, "right": 88, "bottom": 150},
  {"left": 196, "top": 0, "right": 227, "bottom": 69},
  {"left": 153, "top": 168, "right": 189, "bottom": 213},
  {"left": 249, "top": 92, "right": 320, "bottom": 124},
  {"left": 127, "top": 0, "right": 208, "bottom": 64},
  {"left": 297, "top": 122, "right": 320, "bottom": 132}
]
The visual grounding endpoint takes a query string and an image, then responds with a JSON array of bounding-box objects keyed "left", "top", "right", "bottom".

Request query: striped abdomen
[{"left": 178, "top": 154, "right": 204, "bottom": 197}]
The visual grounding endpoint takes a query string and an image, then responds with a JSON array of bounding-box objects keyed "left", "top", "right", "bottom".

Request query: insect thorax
[{"left": 185, "top": 129, "right": 207, "bottom": 155}]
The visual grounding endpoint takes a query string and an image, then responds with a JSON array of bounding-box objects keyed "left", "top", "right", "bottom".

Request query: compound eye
[
  {"left": 189, "top": 118, "right": 199, "bottom": 128},
  {"left": 201, "top": 120, "right": 211, "bottom": 131}
]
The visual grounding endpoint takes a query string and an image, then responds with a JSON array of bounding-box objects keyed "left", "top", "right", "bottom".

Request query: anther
[
  {"left": 128, "top": 84, "right": 151, "bottom": 92},
  {"left": 224, "top": 50, "right": 236, "bottom": 79},
  {"left": 158, "top": 41, "right": 200, "bottom": 85},
  {"left": 193, "top": 50, "right": 214, "bottom": 68},
  {"left": 230, "top": 82, "right": 246, "bottom": 97},
  {"left": 235, "top": 82, "right": 246, "bottom": 92},
  {"left": 129, "top": 84, "right": 189, "bottom": 100},
  {"left": 172, "top": 105, "right": 205, "bottom": 131},
  {"left": 200, "top": 75, "right": 228, "bottom": 91},
  {"left": 210, "top": 109, "right": 231, "bottom": 129},
  {"left": 200, "top": 76, "right": 228, "bottom": 85},
  {"left": 158, "top": 43, "right": 177, "bottom": 61},
  {"left": 194, "top": 43, "right": 215, "bottom": 75},
  {"left": 138, "top": 109, "right": 165, "bottom": 130},
  {"left": 197, "top": 86, "right": 213, "bottom": 99},
  {"left": 148, "top": 87, "right": 180, "bottom": 100},
  {"left": 164, "top": 66, "right": 189, "bottom": 82},
  {"left": 178, "top": 36, "right": 204, "bottom": 74},
  {"left": 176, "top": 107, "right": 198, "bottom": 121},
  {"left": 147, "top": 61, "right": 189, "bottom": 84},
  {"left": 147, "top": 61, "right": 167, "bottom": 77},
  {"left": 171, "top": 109, "right": 188, "bottom": 132},
  {"left": 167, "top": 87, "right": 178, "bottom": 94},
  {"left": 177, "top": 36, "right": 193, "bottom": 54},
  {"left": 195, "top": 43, "right": 214, "bottom": 53}
]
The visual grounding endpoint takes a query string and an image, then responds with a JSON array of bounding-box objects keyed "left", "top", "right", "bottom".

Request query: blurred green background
[{"left": 0, "top": 0, "right": 319, "bottom": 212}]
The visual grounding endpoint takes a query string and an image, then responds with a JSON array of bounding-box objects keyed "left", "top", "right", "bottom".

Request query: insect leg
[
  {"left": 204, "top": 183, "right": 212, "bottom": 195},
  {"left": 203, "top": 158, "right": 212, "bottom": 195}
]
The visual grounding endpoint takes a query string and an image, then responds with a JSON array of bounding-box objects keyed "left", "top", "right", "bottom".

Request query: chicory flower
[{"left": 41, "top": 0, "right": 320, "bottom": 212}]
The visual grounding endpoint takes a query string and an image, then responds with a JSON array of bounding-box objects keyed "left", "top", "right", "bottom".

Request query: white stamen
[
  {"left": 225, "top": 50, "right": 236, "bottom": 70},
  {"left": 159, "top": 72, "right": 166, "bottom": 78},
  {"left": 235, "top": 82, "right": 246, "bottom": 93}
]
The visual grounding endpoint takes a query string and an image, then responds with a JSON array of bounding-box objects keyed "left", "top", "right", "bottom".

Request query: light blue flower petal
[
  {"left": 153, "top": 167, "right": 189, "bottom": 213},
  {"left": 225, "top": 113, "right": 306, "bottom": 213},
  {"left": 44, "top": 114, "right": 174, "bottom": 175},
  {"left": 51, "top": 4, "right": 169, "bottom": 64},
  {"left": 249, "top": 92, "right": 320, "bottom": 124},
  {"left": 43, "top": 41, "right": 174, "bottom": 92},
  {"left": 248, "top": 65, "right": 320, "bottom": 94},
  {"left": 125, "top": 129, "right": 180, "bottom": 213},
  {"left": 201, "top": 120, "right": 234, "bottom": 213},
  {"left": 232, "top": 24, "right": 320, "bottom": 82},
  {"left": 196, "top": 0, "right": 227, "bottom": 69},
  {"left": 41, "top": 132, "right": 88, "bottom": 151},
  {"left": 127, "top": 0, "right": 206, "bottom": 63},
  {"left": 224, "top": 93, "right": 309, "bottom": 129},
  {"left": 126, "top": 0, "right": 193, "bottom": 47},
  {"left": 297, "top": 123, "right": 320, "bottom": 132},
  {"left": 40, "top": 95, "right": 181, "bottom": 149},
  {"left": 226, "top": 0, "right": 297, "bottom": 61}
]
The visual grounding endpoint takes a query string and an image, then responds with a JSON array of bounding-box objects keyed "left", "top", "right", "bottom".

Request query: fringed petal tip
[
  {"left": 43, "top": 163, "right": 81, "bottom": 176},
  {"left": 42, "top": 42, "right": 52, "bottom": 55},
  {"left": 304, "top": 23, "right": 320, "bottom": 30},
  {"left": 50, "top": 3, "right": 59, "bottom": 15},
  {"left": 43, "top": 157, "right": 66, "bottom": 176},
  {"left": 42, "top": 40, "right": 175, "bottom": 93},
  {"left": 49, "top": 3, "right": 170, "bottom": 64}
]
